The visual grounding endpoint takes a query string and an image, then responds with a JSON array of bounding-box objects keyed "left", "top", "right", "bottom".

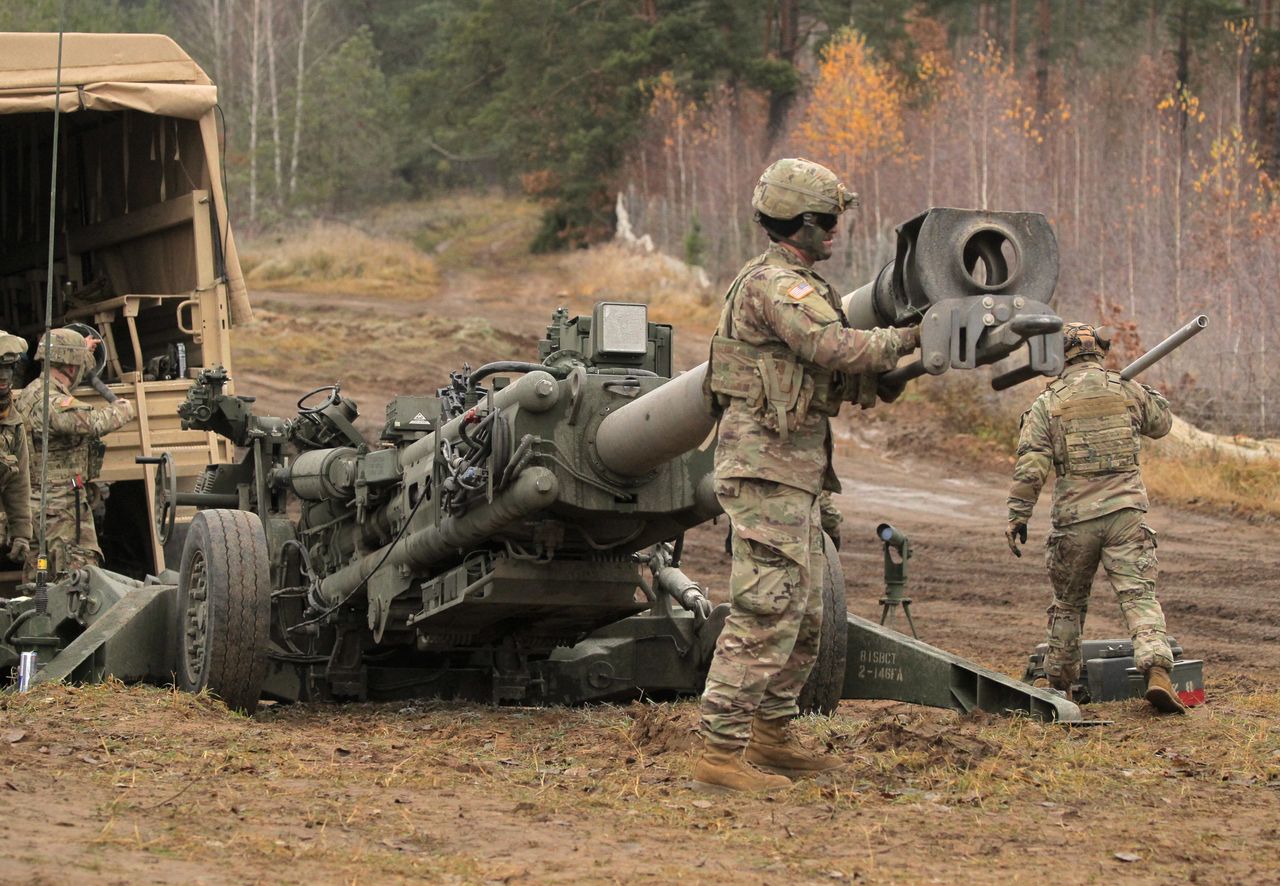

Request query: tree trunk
[
  {"left": 765, "top": 0, "right": 800, "bottom": 141},
  {"left": 248, "top": 0, "right": 261, "bottom": 225},
  {"left": 266, "top": 0, "right": 283, "bottom": 209},
  {"left": 1009, "top": 0, "right": 1019, "bottom": 67},
  {"left": 1035, "top": 0, "right": 1051, "bottom": 119},
  {"left": 288, "top": 0, "right": 312, "bottom": 200}
]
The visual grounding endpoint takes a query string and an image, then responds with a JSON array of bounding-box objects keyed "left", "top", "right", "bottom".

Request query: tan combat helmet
[
  {"left": 1062, "top": 322, "right": 1110, "bottom": 363},
  {"left": 751, "top": 158, "right": 858, "bottom": 220},
  {"left": 35, "top": 327, "right": 90, "bottom": 367},
  {"left": 35, "top": 327, "right": 94, "bottom": 387},
  {"left": 0, "top": 331, "right": 25, "bottom": 361}
]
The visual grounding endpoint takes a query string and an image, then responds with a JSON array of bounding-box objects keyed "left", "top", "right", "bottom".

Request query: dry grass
[
  {"left": 241, "top": 221, "right": 440, "bottom": 297},
  {"left": 2, "top": 679, "right": 1277, "bottom": 882},
  {"left": 551, "top": 242, "right": 720, "bottom": 333},
  {"left": 1144, "top": 451, "right": 1280, "bottom": 521}
]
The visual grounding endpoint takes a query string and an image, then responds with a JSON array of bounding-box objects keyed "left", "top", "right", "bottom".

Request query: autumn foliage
[{"left": 625, "top": 17, "right": 1280, "bottom": 438}]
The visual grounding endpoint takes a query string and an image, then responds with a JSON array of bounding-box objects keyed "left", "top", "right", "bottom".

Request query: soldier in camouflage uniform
[
  {"left": 695, "top": 158, "right": 921, "bottom": 793},
  {"left": 0, "top": 331, "right": 32, "bottom": 571},
  {"left": 15, "top": 327, "right": 134, "bottom": 581},
  {"left": 1006, "top": 322, "right": 1184, "bottom": 714}
]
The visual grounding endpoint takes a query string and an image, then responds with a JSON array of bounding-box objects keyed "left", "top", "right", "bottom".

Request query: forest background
[{"left": 4, "top": 0, "right": 1280, "bottom": 436}]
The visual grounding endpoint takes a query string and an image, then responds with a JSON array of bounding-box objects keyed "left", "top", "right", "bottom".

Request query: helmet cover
[
  {"left": 752, "top": 158, "right": 858, "bottom": 220},
  {"left": 1063, "top": 322, "right": 1110, "bottom": 362}
]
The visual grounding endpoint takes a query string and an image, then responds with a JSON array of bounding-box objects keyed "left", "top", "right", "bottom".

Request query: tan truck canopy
[{"left": 0, "top": 32, "right": 250, "bottom": 324}]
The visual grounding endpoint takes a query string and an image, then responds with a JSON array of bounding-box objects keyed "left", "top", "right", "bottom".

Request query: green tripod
[{"left": 876, "top": 523, "right": 918, "bottom": 639}]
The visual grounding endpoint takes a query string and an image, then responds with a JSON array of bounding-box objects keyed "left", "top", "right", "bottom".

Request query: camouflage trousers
[
  {"left": 700, "top": 477, "right": 824, "bottom": 748},
  {"left": 22, "top": 484, "right": 102, "bottom": 582},
  {"left": 1043, "top": 507, "right": 1172, "bottom": 683}
]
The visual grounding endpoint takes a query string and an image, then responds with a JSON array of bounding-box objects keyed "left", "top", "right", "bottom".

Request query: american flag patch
[{"left": 787, "top": 282, "right": 814, "bottom": 300}]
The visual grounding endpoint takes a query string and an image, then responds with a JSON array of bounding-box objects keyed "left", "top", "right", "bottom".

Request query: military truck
[{"left": 0, "top": 33, "right": 251, "bottom": 588}]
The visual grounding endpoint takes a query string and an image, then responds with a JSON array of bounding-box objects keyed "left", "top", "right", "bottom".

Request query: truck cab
[{"left": 0, "top": 33, "right": 251, "bottom": 589}]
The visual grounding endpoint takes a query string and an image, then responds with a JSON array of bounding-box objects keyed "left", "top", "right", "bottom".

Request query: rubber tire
[
  {"left": 797, "top": 533, "right": 848, "bottom": 715},
  {"left": 176, "top": 509, "right": 272, "bottom": 714}
]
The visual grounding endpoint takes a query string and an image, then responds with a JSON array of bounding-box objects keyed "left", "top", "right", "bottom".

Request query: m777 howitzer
[
  {"left": 992, "top": 313, "right": 1210, "bottom": 391},
  {"left": 0, "top": 208, "right": 1083, "bottom": 724}
]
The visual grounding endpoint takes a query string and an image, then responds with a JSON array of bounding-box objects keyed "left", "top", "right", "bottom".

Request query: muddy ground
[{"left": 2, "top": 257, "right": 1278, "bottom": 883}]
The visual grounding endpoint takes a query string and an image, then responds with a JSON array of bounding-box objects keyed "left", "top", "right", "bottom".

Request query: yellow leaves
[{"left": 799, "top": 29, "right": 905, "bottom": 172}]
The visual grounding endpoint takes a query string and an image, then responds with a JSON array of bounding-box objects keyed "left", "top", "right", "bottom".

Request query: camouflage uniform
[
  {"left": 0, "top": 406, "right": 32, "bottom": 556},
  {"left": 1008, "top": 358, "right": 1174, "bottom": 685},
  {"left": 16, "top": 373, "right": 133, "bottom": 580},
  {"left": 701, "top": 242, "right": 914, "bottom": 747},
  {"left": 0, "top": 331, "right": 31, "bottom": 566},
  {"left": 818, "top": 490, "right": 842, "bottom": 549}
]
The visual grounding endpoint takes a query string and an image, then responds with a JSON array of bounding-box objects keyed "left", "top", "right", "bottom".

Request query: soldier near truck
[
  {"left": 15, "top": 327, "right": 135, "bottom": 582},
  {"left": 697, "top": 157, "right": 921, "bottom": 793},
  {"left": 0, "top": 331, "right": 32, "bottom": 568},
  {"left": 1005, "top": 322, "right": 1184, "bottom": 714}
]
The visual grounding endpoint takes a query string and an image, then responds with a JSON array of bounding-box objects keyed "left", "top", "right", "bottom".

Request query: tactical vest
[
  {"left": 704, "top": 263, "right": 841, "bottom": 440},
  {"left": 17, "top": 395, "right": 92, "bottom": 482},
  {"left": 1047, "top": 367, "right": 1141, "bottom": 477}
]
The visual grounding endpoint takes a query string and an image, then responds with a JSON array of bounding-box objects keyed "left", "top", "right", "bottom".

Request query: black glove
[{"left": 1005, "top": 520, "right": 1028, "bottom": 558}]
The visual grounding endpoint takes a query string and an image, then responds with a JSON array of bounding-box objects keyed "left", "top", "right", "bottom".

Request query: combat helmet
[
  {"left": 752, "top": 158, "right": 857, "bottom": 221},
  {"left": 0, "top": 331, "right": 25, "bottom": 361},
  {"left": 1062, "top": 322, "right": 1109, "bottom": 362},
  {"left": 35, "top": 327, "right": 92, "bottom": 384}
]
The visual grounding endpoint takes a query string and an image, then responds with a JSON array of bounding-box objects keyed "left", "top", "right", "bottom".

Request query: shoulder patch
[{"left": 787, "top": 282, "right": 815, "bottom": 300}]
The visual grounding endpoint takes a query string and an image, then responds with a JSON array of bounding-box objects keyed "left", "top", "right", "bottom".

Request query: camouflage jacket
[
  {"left": 1007, "top": 360, "right": 1173, "bottom": 526},
  {"left": 15, "top": 376, "right": 131, "bottom": 485},
  {"left": 711, "top": 243, "right": 910, "bottom": 495},
  {"left": 0, "top": 408, "right": 32, "bottom": 541}
]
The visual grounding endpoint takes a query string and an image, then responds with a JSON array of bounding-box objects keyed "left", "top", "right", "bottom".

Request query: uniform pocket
[
  {"left": 732, "top": 539, "right": 798, "bottom": 616},
  {"left": 1136, "top": 523, "right": 1159, "bottom": 575}
]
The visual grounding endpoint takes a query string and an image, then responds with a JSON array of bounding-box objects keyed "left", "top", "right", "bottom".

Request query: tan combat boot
[
  {"left": 692, "top": 740, "right": 793, "bottom": 793},
  {"left": 744, "top": 715, "right": 844, "bottom": 776},
  {"left": 1144, "top": 666, "right": 1187, "bottom": 714}
]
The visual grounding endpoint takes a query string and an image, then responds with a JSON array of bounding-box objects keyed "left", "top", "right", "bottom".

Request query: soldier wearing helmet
[
  {"left": 0, "top": 331, "right": 32, "bottom": 570},
  {"left": 14, "top": 327, "right": 135, "bottom": 581},
  {"left": 1006, "top": 322, "right": 1184, "bottom": 713},
  {"left": 695, "top": 158, "right": 921, "bottom": 793}
]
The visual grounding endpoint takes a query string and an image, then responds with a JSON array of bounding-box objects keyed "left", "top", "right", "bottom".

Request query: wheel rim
[{"left": 183, "top": 550, "right": 210, "bottom": 679}]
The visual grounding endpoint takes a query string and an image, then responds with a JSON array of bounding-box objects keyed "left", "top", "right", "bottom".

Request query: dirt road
[{"left": 2, "top": 278, "right": 1277, "bottom": 884}]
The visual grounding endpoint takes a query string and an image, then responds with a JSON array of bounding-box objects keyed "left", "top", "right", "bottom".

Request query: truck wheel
[
  {"left": 176, "top": 509, "right": 271, "bottom": 714},
  {"left": 798, "top": 533, "right": 847, "bottom": 715}
]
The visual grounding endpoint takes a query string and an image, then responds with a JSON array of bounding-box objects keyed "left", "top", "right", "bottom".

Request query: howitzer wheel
[
  {"left": 175, "top": 509, "right": 272, "bottom": 714},
  {"left": 797, "top": 533, "right": 847, "bottom": 715}
]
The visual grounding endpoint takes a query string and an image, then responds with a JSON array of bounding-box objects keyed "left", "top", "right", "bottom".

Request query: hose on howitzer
[{"left": 1119, "top": 315, "right": 1208, "bottom": 381}]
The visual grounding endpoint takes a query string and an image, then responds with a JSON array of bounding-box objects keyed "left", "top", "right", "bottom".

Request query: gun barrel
[
  {"left": 595, "top": 363, "right": 715, "bottom": 477},
  {"left": 1119, "top": 315, "right": 1208, "bottom": 381}
]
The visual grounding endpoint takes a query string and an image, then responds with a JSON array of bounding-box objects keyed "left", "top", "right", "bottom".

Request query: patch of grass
[
  {"left": 362, "top": 193, "right": 545, "bottom": 272},
  {"left": 241, "top": 221, "right": 439, "bottom": 296},
  {"left": 557, "top": 242, "right": 720, "bottom": 333},
  {"left": 1145, "top": 451, "right": 1280, "bottom": 520}
]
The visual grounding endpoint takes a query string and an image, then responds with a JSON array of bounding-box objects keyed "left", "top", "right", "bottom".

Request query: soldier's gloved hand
[
  {"left": 114, "top": 398, "right": 136, "bottom": 421},
  {"left": 7, "top": 536, "right": 29, "bottom": 562},
  {"left": 896, "top": 324, "right": 921, "bottom": 354},
  {"left": 1005, "top": 520, "right": 1027, "bottom": 558}
]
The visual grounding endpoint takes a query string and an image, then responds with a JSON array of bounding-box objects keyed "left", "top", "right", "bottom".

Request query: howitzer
[
  {"left": 3, "top": 210, "right": 1085, "bottom": 724},
  {"left": 991, "top": 313, "right": 1209, "bottom": 391}
]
